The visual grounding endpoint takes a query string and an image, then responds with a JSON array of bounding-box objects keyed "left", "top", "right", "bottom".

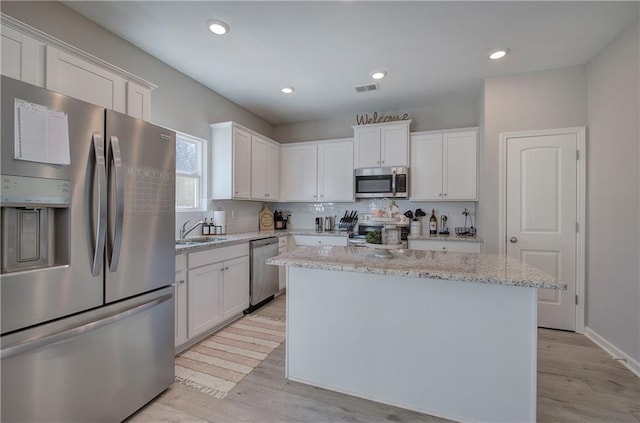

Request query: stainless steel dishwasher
[{"left": 246, "top": 237, "right": 279, "bottom": 313}]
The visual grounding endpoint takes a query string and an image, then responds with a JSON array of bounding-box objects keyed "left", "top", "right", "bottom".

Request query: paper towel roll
[{"left": 213, "top": 211, "right": 226, "bottom": 234}]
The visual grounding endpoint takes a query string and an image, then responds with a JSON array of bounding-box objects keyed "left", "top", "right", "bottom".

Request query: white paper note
[{"left": 14, "top": 99, "right": 71, "bottom": 165}]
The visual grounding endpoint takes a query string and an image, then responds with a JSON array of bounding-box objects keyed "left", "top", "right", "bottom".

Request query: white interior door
[{"left": 506, "top": 133, "right": 577, "bottom": 331}]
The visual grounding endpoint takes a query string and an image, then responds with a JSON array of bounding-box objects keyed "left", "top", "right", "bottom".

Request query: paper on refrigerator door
[{"left": 14, "top": 98, "right": 71, "bottom": 165}]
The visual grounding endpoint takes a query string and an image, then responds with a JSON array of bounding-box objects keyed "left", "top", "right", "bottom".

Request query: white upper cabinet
[
  {"left": 410, "top": 128, "right": 478, "bottom": 201},
  {"left": 353, "top": 121, "right": 411, "bottom": 168},
  {"left": 46, "top": 47, "right": 127, "bottom": 113},
  {"left": 251, "top": 135, "right": 279, "bottom": 201},
  {"left": 281, "top": 138, "right": 354, "bottom": 203},
  {"left": 212, "top": 122, "right": 279, "bottom": 201},
  {"left": 211, "top": 123, "right": 251, "bottom": 200},
  {"left": 317, "top": 139, "right": 354, "bottom": 202},
  {"left": 1, "top": 16, "right": 154, "bottom": 120},
  {"left": 280, "top": 143, "right": 318, "bottom": 202},
  {"left": 1, "top": 26, "right": 46, "bottom": 87}
]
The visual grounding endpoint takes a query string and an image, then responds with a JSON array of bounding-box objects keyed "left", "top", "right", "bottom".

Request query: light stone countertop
[
  {"left": 175, "top": 229, "right": 349, "bottom": 255},
  {"left": 266, "top": 245, "right": 566, "bottom": 290}
]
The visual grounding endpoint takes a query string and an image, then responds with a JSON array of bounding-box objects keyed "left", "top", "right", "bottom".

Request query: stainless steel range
[{"left": 348, "top": 215, "right": 410, "bottom": 248}]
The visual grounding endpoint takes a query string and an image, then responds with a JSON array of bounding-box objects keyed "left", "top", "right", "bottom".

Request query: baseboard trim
[{"left": 584, "top": 327, "right": 640, "bottom": 377}]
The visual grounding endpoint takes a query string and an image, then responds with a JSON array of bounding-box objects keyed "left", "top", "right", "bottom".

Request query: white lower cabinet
[
  {"left": 176, "top": 243, "right": 249, "bottom": 351},
  {"left": 291, "top": 235, "right": 348, "bottom": 248},
  {"left": 408, "top": 239, "right": 481, "bottom": 253},
  {"left": 222, "top": 256, "right": 250, "bottom": 319},
  {"left": 175, "top": 255, "right": 188, "bottom": 348},
  {"left": 187, "top": 261, "right": 225, "bottom": 338}
]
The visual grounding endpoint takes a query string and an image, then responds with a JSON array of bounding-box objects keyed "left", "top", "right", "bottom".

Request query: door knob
[{"left": 509, "top": 236, "right": 518, "bottom": 243}]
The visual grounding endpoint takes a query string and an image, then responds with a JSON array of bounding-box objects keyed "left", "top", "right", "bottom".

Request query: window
[{"left": 175, "top": 132, "right": 207, "bottom": 211}]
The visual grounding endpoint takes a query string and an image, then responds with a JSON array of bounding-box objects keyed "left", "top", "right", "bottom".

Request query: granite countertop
[
  {"left": 408, "top": 234, "right": 483, "bottom": 243},
  {"left": 266, "top": 246, "right": 566, "bottom": 290},
  {"left": 175, "top": 229, "right": 350, "bottom": 254}
]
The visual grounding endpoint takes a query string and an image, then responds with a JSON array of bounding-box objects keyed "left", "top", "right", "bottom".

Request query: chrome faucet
[{"left": 180, "top": 220, "right": 204, "bottom": 239}]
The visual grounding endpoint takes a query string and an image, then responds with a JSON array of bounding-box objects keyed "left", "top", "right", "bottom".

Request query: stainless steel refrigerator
[{"left": 0, "top": 76, "right": 176, "bottom": 422}]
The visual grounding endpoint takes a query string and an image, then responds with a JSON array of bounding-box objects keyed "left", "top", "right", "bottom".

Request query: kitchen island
[{"left": 267, "top": 246, "right": 566, "bottom": 423}]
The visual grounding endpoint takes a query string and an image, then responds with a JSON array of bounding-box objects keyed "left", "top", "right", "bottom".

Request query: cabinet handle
[
  {"left": 313, "top": 194, "right": 317, "bottom": 198},
  {"left": 320, "top": 194, "right": 324, "bottom": 198},
  {"left": 439, "top": 193, "right": 443, "bottom": 197},
  {"left": 235, "top": 190, "right": 238, "bottom": 194},
  {"left": 377, "top": 160, "right": 380, "bottom": 164},
  {"left": 381, "top": 160, "right": 385, "bottom": 164},
  {"left": 224, "top": 267, "right": 229, "bottom": 271},
  {"left": 179, "top": 279, "right": 185, "bottom": 284},
  {"left": 444, "top": 193, "right": 447, "bottom": 196},
  {"left": 442, "top": 247, "right": 447, "bottom": 250}
]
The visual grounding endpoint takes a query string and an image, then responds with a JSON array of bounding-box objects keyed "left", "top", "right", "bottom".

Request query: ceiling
[{"left": 63, "top": 1, "right": 638, "bottom": 125}]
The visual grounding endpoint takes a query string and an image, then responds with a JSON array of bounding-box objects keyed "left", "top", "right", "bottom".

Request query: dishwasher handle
[{"left": 250, "top": 237, "right": 279, "bottom": 248}]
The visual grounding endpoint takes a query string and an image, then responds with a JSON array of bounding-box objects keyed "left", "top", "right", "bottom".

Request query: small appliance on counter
[{"left": 273, "top": 210, "right": 290, "bottom": 230}]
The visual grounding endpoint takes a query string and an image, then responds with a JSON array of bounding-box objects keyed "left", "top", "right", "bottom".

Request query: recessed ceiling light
[
  {"left": 281, "top": 87, "right": 295, "bottom": 94},
  {"left": 207, "top": 19, "right": 230, "bottom": 35},
  {"left": 489, "top": 48, "right": 509, "bottom": 60},
  {"left": 370, "top": 70, "right": 387, "bottom": 80}
]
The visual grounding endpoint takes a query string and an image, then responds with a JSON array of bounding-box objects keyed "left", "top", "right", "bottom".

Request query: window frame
[{"left": 175, "top": 131, "right": 207, "bottom": 212}]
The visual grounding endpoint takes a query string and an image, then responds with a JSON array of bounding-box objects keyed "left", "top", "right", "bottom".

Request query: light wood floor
[{"left": 128, "top": 294, "right": 640, "bottom": 422}]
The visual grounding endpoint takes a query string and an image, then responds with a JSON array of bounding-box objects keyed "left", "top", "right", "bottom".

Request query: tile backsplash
[{"left": 176, "top": 199, "right": 477, "bottom": 238}]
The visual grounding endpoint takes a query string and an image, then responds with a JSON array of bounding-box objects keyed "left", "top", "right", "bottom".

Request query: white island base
[{"left": 285, "top": 267, "right": 537, "bottom": 423}]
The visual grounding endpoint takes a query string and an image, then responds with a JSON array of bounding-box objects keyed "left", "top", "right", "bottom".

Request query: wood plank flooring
[{"left": 128, "top": 294, "right": 640, "bottom": 422}]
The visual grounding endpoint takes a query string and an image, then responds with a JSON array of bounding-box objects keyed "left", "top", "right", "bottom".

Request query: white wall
[
  {"left": 586, "top": 19, "right": 639, "bottom": 363},
  {"left": 480, "top": 66, "right": 588, "bottom": 253},
  {"left": 273, "top": 94, "right": 478, "bottom": 143}
]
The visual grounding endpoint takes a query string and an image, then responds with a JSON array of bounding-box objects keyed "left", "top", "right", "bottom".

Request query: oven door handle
[{"left": 391, "top": 173, "right": 397, "bottom": 195}]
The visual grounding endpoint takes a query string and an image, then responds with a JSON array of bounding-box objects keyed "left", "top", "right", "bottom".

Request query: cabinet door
[
  {"left": 233, "top": 127, "right": 252, "bottom": 199},
  {"left": 410, "top": 134, "right": 443, "bottom": 200},
  {"left": 251, "top": 136, "right": 267, "bottom": 200},
  {"left": 354, "top": 126, "right": 381, "bottom": 168},
  {"left": 175, "top": 255, "right": 187, "bottom": 348},
  {"left": 45, "top": 47, "right": 126, "bottom": 113},
  {"left": 222, "top": 256, "right": 250, "bottom": 319},
  {"left": 380, "top": 123, "right": 409, "bottom": 167},
  {"left": 278, "top": 246, "right": 287, "bottom": 291},
  {"left": 282, "top": 144, "right": 318, "bottom": 201},
  {"left": 318, "top": 140, "right": 354, "bottom": 202},
  {"left": 408, "top": 240, "right": 481, "bottom": 253},
  {"left": 444, "top": 131, "right": 477, "bottom": 200},
  {"left": 265, "top": 142, "right": 280, "bottom": 200},
  {"left": 187, "top": 262, "right": 224, "bottom": 338},
  {"left": 126, "top": 81, "right": 151, "bottom": 121},
  {"left": 1, "top": 26, "right": 46, "bottom": 86}
]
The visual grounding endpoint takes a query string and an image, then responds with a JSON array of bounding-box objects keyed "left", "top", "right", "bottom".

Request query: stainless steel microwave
[{"left": 354, "top": 167, "right": 409, "bottom": 199}]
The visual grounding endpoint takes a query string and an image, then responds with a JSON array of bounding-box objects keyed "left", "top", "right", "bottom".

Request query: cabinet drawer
[
  {"left": 292, "top": 235, "right": 348, "bottom": 247},
  {"left": 409, "top": 240, "right": 481, "bottom": 253},
  {"left": 188, "top": 243, "right": 249, "bottom": 269}
]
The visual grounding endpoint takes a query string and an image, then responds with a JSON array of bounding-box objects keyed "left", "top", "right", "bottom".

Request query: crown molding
[{"left": 1, "top": 13, "right": 157, "bottom": 90}]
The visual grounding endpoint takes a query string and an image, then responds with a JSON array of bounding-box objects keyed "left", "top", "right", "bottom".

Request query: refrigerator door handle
[
  {"left": 91, "top": 132, "right": 107, "bottom": 277},
  {"left": 0, "top": 293, "right": 172, "bottom": 359},
  {"left": 109, "top": 135, "right": 124, "bottom": 273}
]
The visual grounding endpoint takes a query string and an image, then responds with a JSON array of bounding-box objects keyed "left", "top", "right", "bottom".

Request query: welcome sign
[{"left": 355, "top": 112, "right": 410, "bottom": 125}]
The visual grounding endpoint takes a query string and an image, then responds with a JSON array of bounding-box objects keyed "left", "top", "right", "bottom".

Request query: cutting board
[{"left": 259, "top": 204, "right": 274, "bottom": 230}]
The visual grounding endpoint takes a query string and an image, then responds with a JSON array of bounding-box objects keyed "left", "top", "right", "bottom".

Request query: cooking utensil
[{"left": 404, "top": 210, "right": 414, "bottom": 220}]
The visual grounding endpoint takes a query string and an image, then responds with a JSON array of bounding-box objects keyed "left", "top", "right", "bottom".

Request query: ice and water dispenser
[{"left": 1, "top": 175, "right": 71, "bottom": 274}]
